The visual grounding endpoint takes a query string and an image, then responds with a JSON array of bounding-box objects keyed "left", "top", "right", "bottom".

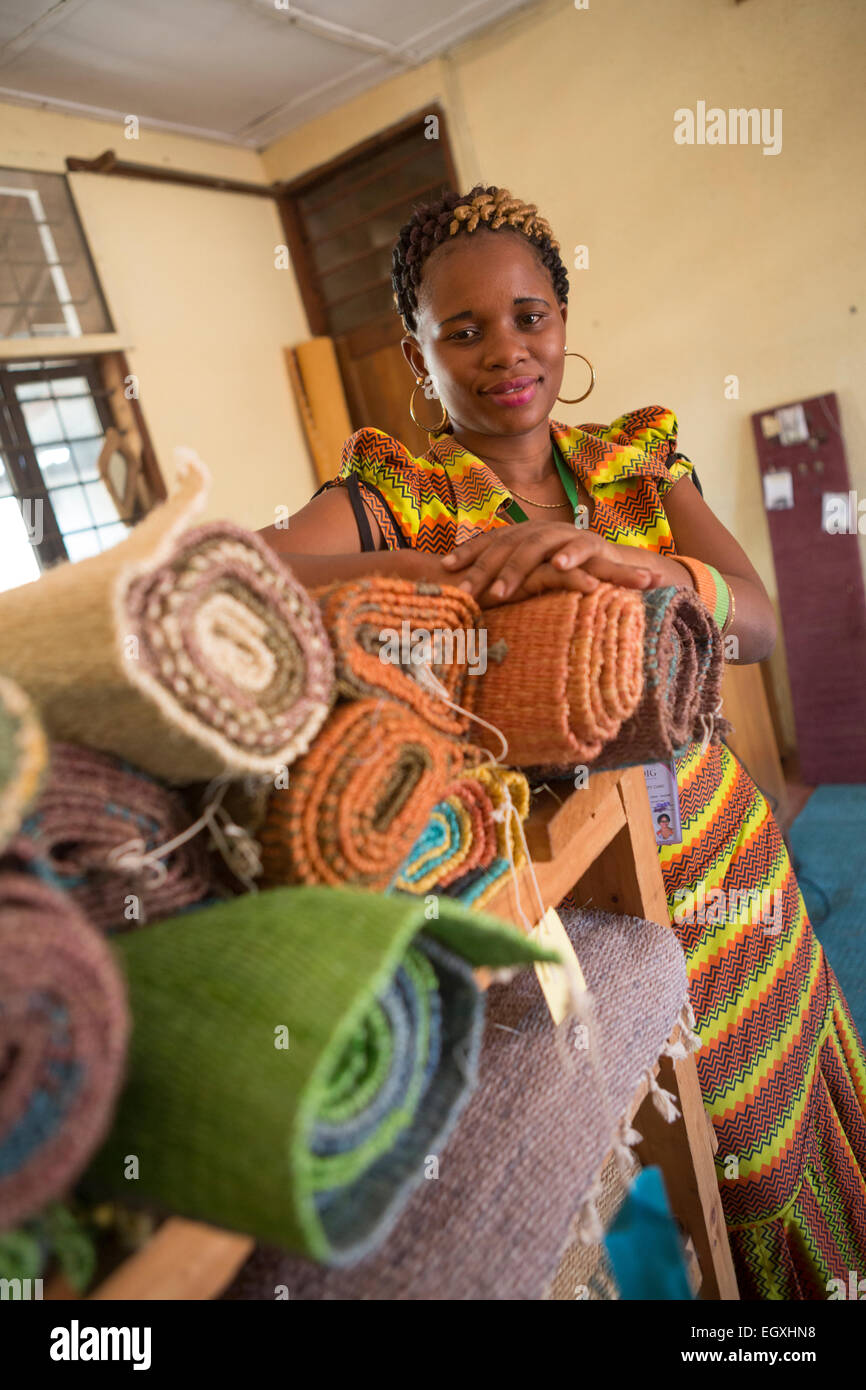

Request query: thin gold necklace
[{"left": 507, "top": 486, "right": 572, "bottom": 509}]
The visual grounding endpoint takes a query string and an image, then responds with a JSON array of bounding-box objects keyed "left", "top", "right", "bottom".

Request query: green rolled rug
[{"left": 80, "top": 885, "right": 556, "bottom": 1265}]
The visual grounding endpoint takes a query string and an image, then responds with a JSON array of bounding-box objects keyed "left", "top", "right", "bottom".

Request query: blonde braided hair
[{"left": 391, "top": 184, "right": 568, "bottom": 335}]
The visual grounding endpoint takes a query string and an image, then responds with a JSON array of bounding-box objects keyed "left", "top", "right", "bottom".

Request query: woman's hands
[{"left": 439, "top": 522, "right": 672, "bottom": 607}]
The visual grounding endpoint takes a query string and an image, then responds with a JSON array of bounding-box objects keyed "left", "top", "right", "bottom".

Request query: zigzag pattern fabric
[
  {"left": 332, "top": 402, "right": 866, "bottom": 1300},
  {"left": 659, "top": 742, "right": 866, "bottom": 1299},
  {"left": 324, "top": 406, "right": 692, "bottom": 555}
]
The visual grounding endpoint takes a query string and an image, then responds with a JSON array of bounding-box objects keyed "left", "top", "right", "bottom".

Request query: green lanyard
[{"left": 503, "top": 442, "right": 584, "bottom": 525}]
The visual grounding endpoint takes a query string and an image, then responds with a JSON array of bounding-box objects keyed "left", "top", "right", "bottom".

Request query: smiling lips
[{"left": 482, "top": 375, "right": 539, "bottom": 407}]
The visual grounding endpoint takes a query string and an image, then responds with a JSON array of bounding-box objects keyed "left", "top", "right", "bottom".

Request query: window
[
  {"left": 0, "top": 359, "right": 131, "bottom": 591},
  {"left": 0, "top": 167, "right": 112, "bottom": 340}
]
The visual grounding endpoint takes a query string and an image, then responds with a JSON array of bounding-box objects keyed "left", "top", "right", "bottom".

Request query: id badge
[{"left": 643, "top": 759, "right": 683, "bottom": 846}]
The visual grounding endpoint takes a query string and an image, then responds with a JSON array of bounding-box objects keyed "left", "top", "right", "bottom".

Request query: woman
[{"left": 261, "top": 184, "right": 866, "bottom": 1300}]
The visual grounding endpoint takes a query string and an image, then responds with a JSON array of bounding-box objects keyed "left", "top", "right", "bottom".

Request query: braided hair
[{"left": 391, "top": 184, "right": 569, "bottom": 336}]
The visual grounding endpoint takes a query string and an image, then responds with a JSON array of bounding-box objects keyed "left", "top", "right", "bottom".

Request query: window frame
[{"left": 0, "top": 356, "right": 126, "bottom": 570}]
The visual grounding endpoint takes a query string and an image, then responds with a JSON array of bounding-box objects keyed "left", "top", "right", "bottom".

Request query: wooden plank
[
  {"left": 575, "top": 767, "right": 668, "bottom": 926},
  {"left": 87, "top": 1219, "right": 253, "bottom": 1302},
  {"left": 722, "top": 662, "right": 789, "bottom": 824},
  {"left": 634, "top": 1053, "right": 739, "bottom": 1301},
  {"left": 525, "top": 770, "right": 626, "bottom": 861},
  {"left": 484, "top": 778, "right": 626, "bottom": 922},
  {"left": 617, "top": 766, "right": 674, "bottom": 927}
]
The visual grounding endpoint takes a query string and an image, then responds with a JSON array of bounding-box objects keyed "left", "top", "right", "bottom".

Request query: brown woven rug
[
  {"left": 12, "top": 742, "right": 216, "bottom": 932},
  {"left": 592, "top": 584, "right": 730, "bottom": 769},
  {"left": 259, "top": 699, "right": 465, "bottom": 891},
  {"left": 465, "top": 583, "right": 645, "bottom": 766},
  {"left": 316, "top": 576, "right": 481, "bottom": 736},
  {"left": 0, "top": 865, "right": 129, "bottom": 1229}
]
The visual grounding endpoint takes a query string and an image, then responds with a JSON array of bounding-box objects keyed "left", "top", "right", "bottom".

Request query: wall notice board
[{"left": 750, "top": 392, "right": 866, "bottom": 784}]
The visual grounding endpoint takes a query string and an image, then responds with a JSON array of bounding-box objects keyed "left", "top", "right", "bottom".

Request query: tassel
[
  {"left": 485, "top": 965, "right": 521, "bottom": 986},
  {"left": 647, "top": 1069, "right": 680, "bottom": 1122},
  {"left": 575, "top": 1193, "right": 605, "bottom": 1245},
  {"left": 611, "top": 1114, "right": 643, "bottom": 1174},
  {"left": 678, "top": 1000, "right": 704, "bottom": 1053}
]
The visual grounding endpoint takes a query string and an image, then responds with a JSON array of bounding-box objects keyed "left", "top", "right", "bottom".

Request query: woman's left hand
[{"left": 440, "top": 522, "right": 672, "bottom": 605}]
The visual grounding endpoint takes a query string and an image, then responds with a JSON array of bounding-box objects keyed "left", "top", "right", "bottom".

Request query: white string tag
[
  {"left": 102, "top": 775, "right": 265, "bottom": 896},
  {"left": 533, "top": 906, "right": 588, "bottom": 1026}
]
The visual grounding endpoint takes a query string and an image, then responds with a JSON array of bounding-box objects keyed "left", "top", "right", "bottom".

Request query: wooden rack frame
[{"left": 49, "top": 766, "right": 738, "bottom": 1302}]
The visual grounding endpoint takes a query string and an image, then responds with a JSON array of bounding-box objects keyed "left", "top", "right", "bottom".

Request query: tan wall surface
[{"left": 0, "top": 101, "right": 315, "bottom": 528}]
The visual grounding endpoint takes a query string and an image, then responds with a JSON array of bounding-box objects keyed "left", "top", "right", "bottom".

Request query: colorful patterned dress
[{"left": 320, "top": 405, "right": 866, "bottom": 1300}]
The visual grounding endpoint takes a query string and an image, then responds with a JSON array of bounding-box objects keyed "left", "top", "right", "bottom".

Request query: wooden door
[{"left": 277, "top": 106, "right": 459, "bottom": 458}]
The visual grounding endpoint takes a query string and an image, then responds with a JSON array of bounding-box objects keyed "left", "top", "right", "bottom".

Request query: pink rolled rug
[
  {"left": 14, "top": 742, "right": 216, "bottom": 932},
  {"left": 0, "top": 870, "right": 129, "bottom": 1230}
]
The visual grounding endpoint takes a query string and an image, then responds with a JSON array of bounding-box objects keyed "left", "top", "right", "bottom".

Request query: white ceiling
[{"left": 0, "top": 0, "right": 537, "bottom": 149}]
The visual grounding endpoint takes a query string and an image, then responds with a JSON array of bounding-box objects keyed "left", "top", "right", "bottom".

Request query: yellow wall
[
  {"left": 0, "top": 101, "right": 315, "bottom": 527},
  {"left": 261, "top": 0, "right": 866, "bottom": 750}
]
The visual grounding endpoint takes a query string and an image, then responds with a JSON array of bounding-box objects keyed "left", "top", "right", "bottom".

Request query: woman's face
[{"left": 405, "top": 228, "right": 567, "bottom": 437}]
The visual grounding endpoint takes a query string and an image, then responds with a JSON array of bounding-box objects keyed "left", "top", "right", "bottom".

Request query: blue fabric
[
  {"left": 0, "top": 997, "right": 83, "bottom": 1178},
  {"left": 444, "top": 856, "right": 510, "bottom": 906},
  {"left": 789, "top": 784, "right": 866, "bottom": 1039},
  {"left": 398, "top": 801, "right": 462, "bottom": 886},
  {"left": 603, "top": 1166, "right": 693, "bottom": 1300},
  {"left": 311, "top": 958, "right": 442, "bottom": 1159}
]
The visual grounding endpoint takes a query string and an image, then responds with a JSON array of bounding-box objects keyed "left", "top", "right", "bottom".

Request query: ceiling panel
[{"left": 0, "top": 0, "right": 537, "bottom": 147}]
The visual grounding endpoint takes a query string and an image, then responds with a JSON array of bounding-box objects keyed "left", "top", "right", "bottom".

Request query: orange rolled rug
[
  {"left": 260, "top": 699, "right": 465, "bottom": 891},
  {"left": 465, "top": 583, "right": 645, "bottom": 767},
  {"left": 316, "top": 577, "right": 481, "bottom": 735}
]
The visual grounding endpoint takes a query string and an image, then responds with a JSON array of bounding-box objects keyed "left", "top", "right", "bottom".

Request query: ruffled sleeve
[
  {"left": 311, "top": 427, "right": 423, "bottom": 551},
  {"left": 606, "top": 405, "right": 694, "bottom": 497},
  {"left": 313, "top": 427, "right": 400, "bottom": 492}
]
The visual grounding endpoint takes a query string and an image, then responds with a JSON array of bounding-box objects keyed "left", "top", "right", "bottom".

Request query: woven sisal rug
[
  {"left": 0, "top": 866, "right": 129, "bottom": 1230},
  {"left": 80, "top": 885, "right": 555, "bottom": 1266},
  {"left": 221, "top": 903, "right": 696, "bottom": 1298},
  {"left": 0, "top": 453, "right": 334, "bottom": 784}
]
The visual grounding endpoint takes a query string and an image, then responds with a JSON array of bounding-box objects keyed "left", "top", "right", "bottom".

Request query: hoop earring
[
  {"left": 409, "top": 377, "right": 449, "bottom": 434},
  {"left": 556, "top": 351, "right": 596, "bottom": 405}
]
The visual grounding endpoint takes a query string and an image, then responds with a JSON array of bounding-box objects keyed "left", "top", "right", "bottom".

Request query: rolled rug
[
  {"left": 79, "top": 885, "right": 557, "bottom": 1265},
  {"left": 442, "top": 761, "right": 532, "bottom": 909},
  {"left": 466, "top": 762, "right": 530, "bottom": 865},
  {"left": 16, "top": 742, "right": 215, "bottom": 932},
  {"left": 0, "top": 871, "right": 129, "bottom": 1230},
  {"left": 0, "top": 452, "right": 334, "bottom": 784},
  {"left": 397, "top": 763, "right": 531, "bottom": 910},
  {"left": 0, "top": 675, "right": 47, "bottom": 854},
  {"left": 395, "top": 773, "right": 497, "bottom": 896},
  {"left": 260, "top": 699, "right": 465, "bottom": 891},
  {"left": 316, "top": 576, "right": 480, "bottom": 735},
  {"left": 464, "top": 583, "right": 645, "bottom": 766},
  {"left": 591, "top": 585, "right": 731, "bottom": 770},
  {"left": 220, "top": 903, "right": 693, "bottom": 1300}
]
